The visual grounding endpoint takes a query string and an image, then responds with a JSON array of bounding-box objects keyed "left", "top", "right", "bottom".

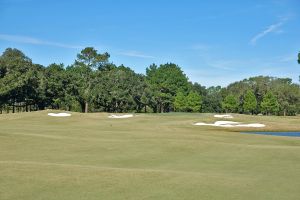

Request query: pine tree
[
  {"left": 174, "top": 91, "right": 186, "bottom": 112},
  {"left": 222, "top": 94, "right": 238, "bottom": 113},
  {"left": 186, "top": 92, "right": 202, "bottom": 112},
  {"left": 261, "top": 91, "right": 279, "bottom": 115},
  {"left": 243, "top": 90, "right": 257, "bottom": 114}
]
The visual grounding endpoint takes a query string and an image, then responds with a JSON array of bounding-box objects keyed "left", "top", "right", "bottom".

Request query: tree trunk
[
  {"left": 144, "top": 105, "right": 147, "bottom": 113},
  {"left": 85, "top": 101, "right": 88, "bottom": 113},
  {"left": 283, "top": 109, "right": 286, "bottom": 117},
  {"left": 156, "top": 104, "right": 159, "bottom": 113}
]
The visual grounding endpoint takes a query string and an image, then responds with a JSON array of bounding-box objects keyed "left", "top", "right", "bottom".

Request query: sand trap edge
[{"left": 48, "top": 113, "right": 71, "bottom": 117}]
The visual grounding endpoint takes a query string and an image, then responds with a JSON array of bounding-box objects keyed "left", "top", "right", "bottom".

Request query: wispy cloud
[
  {"left": 0, "top": 34, "right": 83, "bottom": 49},
  {"left": 278, "top": 53, "right": 298, "bottom": 62},
  {"left": 119, "top": 50, "right": 154, "bottom": 59},
  {"left": 207, "top": 59, "right": 242, "bottom": 71},
  {"left": 196, "top": 53, "right": 242, "bottom": 71},
  {"left": 249, "top": 17, "right": 289, "bottom": 45}
]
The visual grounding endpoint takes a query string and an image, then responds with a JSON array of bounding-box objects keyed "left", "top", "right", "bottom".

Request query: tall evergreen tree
[
  {"left": 71, "top": 47, "right": 110, "bottom": 113},
  {"left": 186, "top": 92, "right": 202, "bottom": 112},
  {"left": 243, "top": 90, "right": 257, "bottom": 114},
  {"left": 146, "top": 63, "right": 189, "bottom": 112},
  {"left": 222, "top": 94, "right": 238, "bottom": 113},
  {"left": 261, "top": 91, "right": 279, "bottom": 115},
  {"left": 44, "top": 63, "right": 66, "bottom": 109},
  {"left": 174, "top": 91, "right": 186, "bottom": 112}
]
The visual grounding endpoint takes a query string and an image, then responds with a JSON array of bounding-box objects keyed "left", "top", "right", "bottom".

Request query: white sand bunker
[
  {"left": 214, "top": 114, "right": 233, "bottom": 119},
  {"left": 48, "top": 113, "right": 71, "bottom": 117},
  {"left": 194, "top": 121, "right": 265, "bottom": 128},
  {"left": 108, "top": 114, "right": 134, "bottom": 119}
]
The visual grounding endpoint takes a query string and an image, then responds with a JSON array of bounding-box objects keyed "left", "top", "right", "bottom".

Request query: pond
[{"left": 242, "top": 132, "right": 300, "bottom": 137}]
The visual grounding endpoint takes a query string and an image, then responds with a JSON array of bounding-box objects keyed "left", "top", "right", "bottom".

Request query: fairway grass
[{"left": 0, "top": 111, "right": 300, "bottom": 200}]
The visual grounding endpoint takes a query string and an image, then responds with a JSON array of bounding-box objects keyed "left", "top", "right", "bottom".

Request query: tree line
[{"left": 0, "top": 47, "right": 300, "bottom": 116}]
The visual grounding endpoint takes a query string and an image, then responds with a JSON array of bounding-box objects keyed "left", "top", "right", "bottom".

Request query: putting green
[{"left": 0, "top": 111, "right": 299, "bottom": 200}]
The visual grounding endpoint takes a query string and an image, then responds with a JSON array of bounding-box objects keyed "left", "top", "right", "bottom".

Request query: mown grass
[{"left": 0, "top": 111, "right": 299, "bottom": 200}]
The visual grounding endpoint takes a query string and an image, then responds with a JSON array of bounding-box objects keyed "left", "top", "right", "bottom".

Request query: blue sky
[{"left": 0, "top": 0, "right": 299, "bottom": 86}]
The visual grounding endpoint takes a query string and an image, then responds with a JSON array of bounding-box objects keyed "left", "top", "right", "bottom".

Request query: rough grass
[{"left": 0, "top": 111, "right": 300, "bottom": 200}]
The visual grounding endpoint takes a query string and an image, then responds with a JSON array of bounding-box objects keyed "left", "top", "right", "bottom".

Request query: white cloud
[
  {"left": 118, "top": 50, "right": 154, "bottom": 59},
  {"left": 207, "top": 59, "right": 243, "bottom": 71},
  {"left": 249, "top": 17, "right": 289, "bottom": 45},
  {"left": 278, "top": 53, "right": 297, "bottom": 62},
  {"left": 196, "top": 53, "right": 243, "bottom": 71},
  {"left": 0, "top": 34, "right": 83, "bottom": 49}
]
